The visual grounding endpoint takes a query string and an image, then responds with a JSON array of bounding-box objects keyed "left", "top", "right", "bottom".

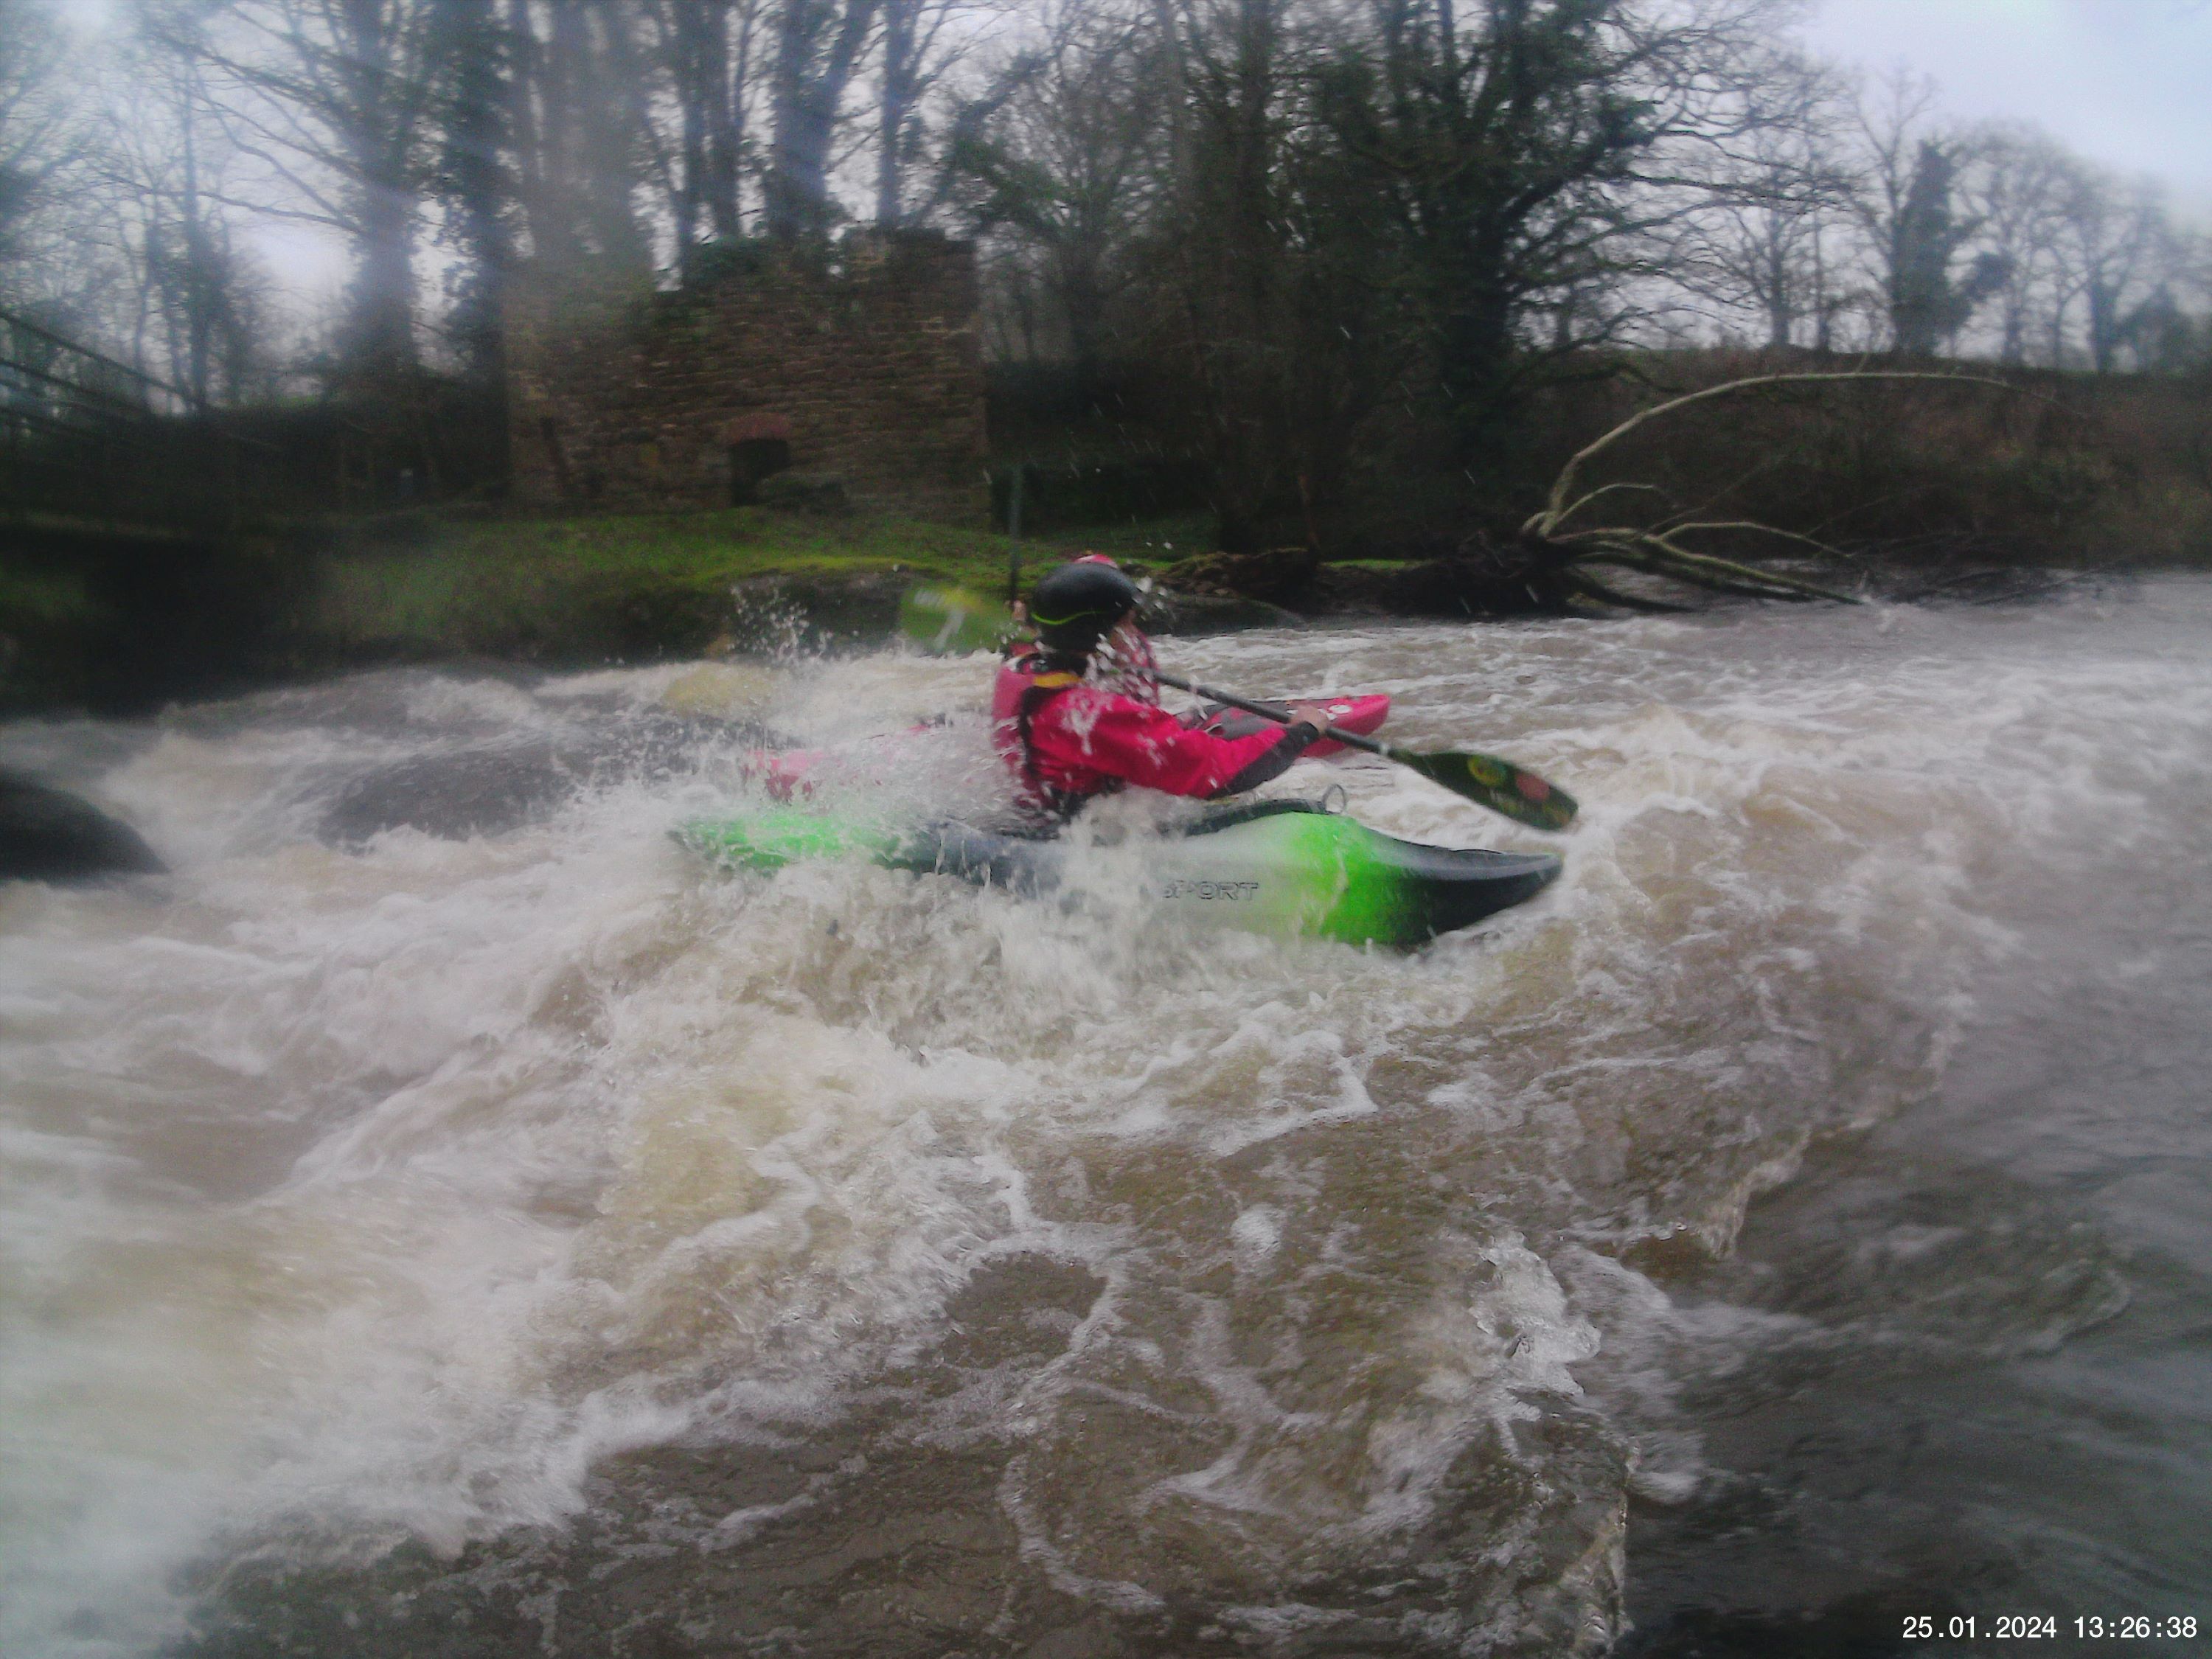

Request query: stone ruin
[{"left": 504, "top": 231, "right": 988, "bottom": 524}]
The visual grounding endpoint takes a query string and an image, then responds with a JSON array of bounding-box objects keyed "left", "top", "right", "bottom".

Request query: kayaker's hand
[{"left": 1287, "top": 702, "right": 1337, "bottom": 737}]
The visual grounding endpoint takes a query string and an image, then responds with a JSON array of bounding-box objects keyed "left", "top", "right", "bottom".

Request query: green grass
[
  {"left": 0, "top": 564, "right": 103, "bottom": 628},
  {"left": 1029, "top": 512, "right": 1216, "bottom": 564},
  {"left": 310, "top": 507, "right": 1178, "bottom": 663},
  {"left": 341, "top": 507, "right": 1015, "bottom": 588}
]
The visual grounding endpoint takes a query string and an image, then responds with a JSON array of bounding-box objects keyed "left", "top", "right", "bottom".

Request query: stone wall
[{"left": 506, "top": 232, "right": 988, "bottom": 523}]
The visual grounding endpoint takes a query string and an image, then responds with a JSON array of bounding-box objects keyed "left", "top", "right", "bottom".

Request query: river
[{"left": 3, "top": 580, "right": 2207, "bottom": 1658}]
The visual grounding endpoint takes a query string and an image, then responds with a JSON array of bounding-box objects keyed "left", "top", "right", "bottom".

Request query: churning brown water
[{"left": 3, "top": 582, "right": 2207, "bottom": 1658}]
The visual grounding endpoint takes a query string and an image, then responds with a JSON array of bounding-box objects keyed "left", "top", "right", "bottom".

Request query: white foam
[{"left": 6, "top": 581, "right": 2211, "bottom": 1652}]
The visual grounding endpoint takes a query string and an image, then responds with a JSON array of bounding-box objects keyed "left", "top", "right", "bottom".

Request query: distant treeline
[{"left": 1, "top": 0, "right": 2207, "bottom": 540}]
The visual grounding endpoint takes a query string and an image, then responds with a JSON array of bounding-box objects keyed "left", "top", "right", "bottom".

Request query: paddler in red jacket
[{"left": 994, "top": 558, "right": 1337, "bottom": 827}]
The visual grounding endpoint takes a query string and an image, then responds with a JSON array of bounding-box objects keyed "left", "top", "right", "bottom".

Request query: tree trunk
[
  {"left": 347, "top": 162, "right": 418, "bottom": 378},
  {"left": 664, "top": 0, "right": 740, "bottom": 274},
  {"left": 1764, "top": 236, "right": 1793, "bottom": 349},
  {"left": 506, "top": 0, "right": 558, "bottom": 260},
  {"left": 874, "top": 0, "right": 917, "bottom": 226},
  {"left": 434, "top": 0, "right": 512, "bottom": 385},
  {"left": 764, "top": 0, "right": 877, "bottom": 241},
  {"left": 178, "top": 92, "right": 215, "bottom": 406},
  {"left": 2087, "top": 276, "right": 2119, "bottom": 374},
  {"left": 710, "top": 0, "right": 749, "bottom": 239}
]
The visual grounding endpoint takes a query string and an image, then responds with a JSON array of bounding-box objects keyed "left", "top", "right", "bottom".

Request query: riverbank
[
  {"left": 3, "top": 455, "right": 2196, "bottom": 719},
  {"left": 0, "top": 506, "right": 1308, "bottom": 716},
  {"left": 308, "top": 506, "right": 1020, "bottom": 665}
]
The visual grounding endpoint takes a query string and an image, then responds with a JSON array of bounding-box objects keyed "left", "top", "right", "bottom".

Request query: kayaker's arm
[
  {"left": 1208, "top": 723, "right": 1321, "bottom": 797},
  {"left": 1045, "top": 692, "right": 1323, "bottom": 801},
  {"left": 1207, "top": 704, "right": 1334, "bottom": 796}
]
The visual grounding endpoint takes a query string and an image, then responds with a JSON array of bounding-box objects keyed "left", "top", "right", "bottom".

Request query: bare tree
[
  {"left": 1145, "top": 0, "right": 1307, "bottom": 544},
  {"left": 182, "top": 0, "right": 440, "bottom": 378},
  {"left": 1314, "top": 0, "right": 1794, "bottom": 458},
  {"left": 428, "top": 0, "right": 515, "bottom": 383},
  {"left": 1669, "top": 52, "right": 1853, "bottom": 349},
  {"left": 644, "top": 0, "right": 761, "bottom": 274},
  {"left": 873, "top": 0, "right": 973, "bottom": 226},
  {"left": 762, "top": 0, "right": 879, "bottom": 240},
  {"left": 945, "top": 0, "right": 1161, "bottom": 370},
  {"left": 1961, "top": 123, "right": 2072, "bottom": 364},
  {"left": 2062, "top": 170, "right": 2170, "bottom": 374},
  {"left": 1849, "top": 69, "right": 1975, "bottom": 355},
  {"left": 0, "top": 0, "right": 79, "bottom": 305},
  {"left": 94, "top": 12, "right": 271, "bottom": 404},
  {"left": 1887, "top": 135, "right": 2006, "bottom": 355},
  {"left": 509, "top": 0, "right": 655, "bottom": 270}
]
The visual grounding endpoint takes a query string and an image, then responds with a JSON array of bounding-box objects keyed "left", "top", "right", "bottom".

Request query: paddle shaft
[
  {"left": 1148, "top": 669, "right": 1385, "bottom": 756},
  {"left": 1147, "top": 669, "right": 1576, "bottom": 832}
]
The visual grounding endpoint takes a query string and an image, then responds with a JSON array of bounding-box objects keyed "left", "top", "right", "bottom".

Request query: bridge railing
[{"left": 1, "top": 307, "right": 283, "bottom": 536}]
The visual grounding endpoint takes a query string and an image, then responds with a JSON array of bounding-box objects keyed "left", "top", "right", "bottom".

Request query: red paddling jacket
[{"left": 993, "top": 647, "right": 1318, "bottom": 824}]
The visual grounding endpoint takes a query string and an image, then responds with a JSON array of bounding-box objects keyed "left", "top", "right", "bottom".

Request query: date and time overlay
[{"left": 1900, "top": 1613, "right": 2199, "bottom": 1646}]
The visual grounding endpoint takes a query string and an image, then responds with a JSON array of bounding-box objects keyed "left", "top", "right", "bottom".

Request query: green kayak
[{"left": 679, "top": 799, "right": 1559, "bottom": 948}]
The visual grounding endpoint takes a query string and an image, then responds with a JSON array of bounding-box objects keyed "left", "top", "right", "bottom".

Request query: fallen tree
[
  {"left": 1512, "top": 370, "right": 2042, "bottom": 609},
  {"left": 1164, "top": 369, "right": 2071, "bottom": 616}
]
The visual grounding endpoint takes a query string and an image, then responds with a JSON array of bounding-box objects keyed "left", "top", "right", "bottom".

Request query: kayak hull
[{"left": 680, "top": 800, "right": 1559, "bottom": 948}]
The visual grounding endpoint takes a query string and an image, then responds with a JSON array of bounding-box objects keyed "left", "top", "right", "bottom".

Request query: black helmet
[{"left": 1030, "top": 558, "right": 1139, "bottom": 656}]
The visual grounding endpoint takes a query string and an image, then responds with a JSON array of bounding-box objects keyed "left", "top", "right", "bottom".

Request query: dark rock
[
  {"left": 318, "top": 715, "right": 722, "bottom": 845},
  {"left": 755, "top": 472, "right": 851, "bottom": 516},
  {"left": 727, "top": 571, "right": 908, "bottom": 649},
  {"left": 319, "top": 742, "right": 584, "bottom": 844},
  {"left": 0, "top": 770, "right": 165, "bottom": 882},
  {"left": 1157, "top": 545, "right": 1318, "bottom": 605},
  {"left": 557, "top": 569, "right": 745, "bottom": 664},
  {"left": 1142, "top": 590, "right": 1307, "bottom": 636},
  {"left": 1310, "top": 554, "right": 1572, "bottom": 618},
  {"left": 1159, "top": 540, "right": 1585, "bottom": 619},
  {"left": 1, "top": 523, "right": 310, "bottom": 716}
]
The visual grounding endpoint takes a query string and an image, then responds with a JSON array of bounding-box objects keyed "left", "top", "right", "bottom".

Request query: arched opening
[{"left": 725, "top": 414, "right": 795, "bottom": 506}]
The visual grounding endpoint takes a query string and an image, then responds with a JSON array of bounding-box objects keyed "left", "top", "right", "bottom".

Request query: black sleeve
[{"left": 1205, "top": 724, "right": 1321, "bottom": 799}]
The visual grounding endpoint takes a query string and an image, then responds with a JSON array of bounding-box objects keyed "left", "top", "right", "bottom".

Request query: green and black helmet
[{"left": 1030, "top": 558, "right": 1140, "bottom": 656}]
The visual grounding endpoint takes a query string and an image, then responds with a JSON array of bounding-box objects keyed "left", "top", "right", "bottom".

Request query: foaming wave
[{"left": 9, "top": 586, "right": 2210, "bottom": 1655}]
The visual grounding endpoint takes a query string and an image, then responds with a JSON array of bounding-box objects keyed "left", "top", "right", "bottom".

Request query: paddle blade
[
  {"left": 900, "top": 585, "right": 1019, "bottom": 655},
  {"left": 1394, "top": 747, "right": 1579, "bottom": 832}
]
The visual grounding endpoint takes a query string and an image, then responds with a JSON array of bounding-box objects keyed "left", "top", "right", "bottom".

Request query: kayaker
[{"left": 994, "top": 558, "right": 1336, "bottom": 827}]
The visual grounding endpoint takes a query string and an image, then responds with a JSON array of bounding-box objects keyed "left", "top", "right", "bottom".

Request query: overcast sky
[
  {"left": 1798, "top": 0, "right": 2212, "bottom": 211},
  {"left": 49, "top": 0, "right": 2212, "bottom": 302}
]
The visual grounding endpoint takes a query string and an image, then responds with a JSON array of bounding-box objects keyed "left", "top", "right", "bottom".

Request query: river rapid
[{"left": 3, "top": 581, "right": 2208, "bottom": 1658}]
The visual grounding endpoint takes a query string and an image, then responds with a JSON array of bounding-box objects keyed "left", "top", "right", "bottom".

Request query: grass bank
[
  {"left": 0, "top": 504, "right": 1260, "bottom": 714},
  {"left": 0, "top": 509, "right": 1046, "bottom": 715},
  {"left": 310, "top": 507, "right": 1029, "bottom": 666}
]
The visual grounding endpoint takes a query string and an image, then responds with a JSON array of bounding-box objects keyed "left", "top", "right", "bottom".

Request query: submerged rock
[
  {"left": 316, "top": 712, "right": 734, "bottom": 845},
  {"left": 319, "top": 742, "right": 585, "bottom": 844},
  {"left": 1144, "top": 589, "right": 1308, "bottom": 635},
  {"left": 0, "top": 771, "right": 165, "bottom": 882}
]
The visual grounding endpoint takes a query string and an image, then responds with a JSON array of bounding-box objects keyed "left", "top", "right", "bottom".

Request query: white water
[{"left": 3, "top": 584, "right": 2208, "bottom": 1656}]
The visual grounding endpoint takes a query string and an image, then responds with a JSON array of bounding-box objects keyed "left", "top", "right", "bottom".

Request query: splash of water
[{"left": 4, "top": 584, "right": 2206, "bottom": 1656}]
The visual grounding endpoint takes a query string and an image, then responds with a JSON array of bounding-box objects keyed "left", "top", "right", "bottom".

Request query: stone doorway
[{"left": 726, "top": 414, "right": 794, "bottom": 506}]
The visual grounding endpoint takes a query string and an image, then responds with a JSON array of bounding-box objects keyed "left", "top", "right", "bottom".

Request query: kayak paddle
[
  {"left": 1146, "top": 670, "right": 1576, "bottom": 833},
  {"left": 896, "top": 584, "right": 1575, "bottom": 832}
]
